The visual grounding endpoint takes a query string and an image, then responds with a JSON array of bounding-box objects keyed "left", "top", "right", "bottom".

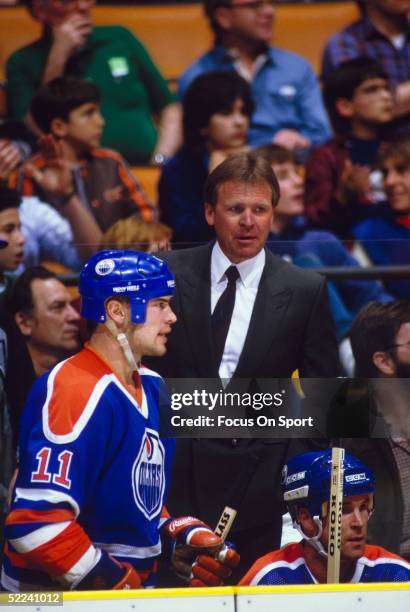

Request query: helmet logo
[
  {"left": 346, "top": 473, "right": 366, "bottom": 482},
  {"left": 95, "top": 259, "right": 115, "bottom": 276}
]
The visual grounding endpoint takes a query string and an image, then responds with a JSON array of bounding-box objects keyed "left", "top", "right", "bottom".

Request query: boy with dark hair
[
  {"left": 322, "top": 0, "right": 410, "bottom": 127},
  {"left": 17, "top": 76, "right": 155, "bottom": 234},
  {"left": 352, "top": 135, "right": 410, "bottom": 300},
  {"left": 305, "top": 58, "right": 394, "bottom": 237},
  {"left": 7, "top": 0, "right": 181, "bottom": 165}
]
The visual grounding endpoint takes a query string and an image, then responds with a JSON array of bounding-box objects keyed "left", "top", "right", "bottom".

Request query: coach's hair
[
  {"left": 322, "top": 58, "right": 389, "bottom": 135},
  {"left": 31, "top": 76, "right": 100, "bottom": 133},
  {"left": 378, "top": 135, "right": 410, "bottom": 168},
  {"left": 0, "top": 186, "right": 21, "bottom": 212},
  {"left": 253, "top": 144, "right": 298, "bottom": 167},
  {"left": 204, "top": 151, "right": 280, "bottom": 207},
  {"left": 8, "top": 266, "right": 59, "bottom": 317},
  {"left": 183, "top": 71, "right": 253, "bottom": 153},
  {"left": 349, "top": 300, "right": 410, "bottom": 377}
]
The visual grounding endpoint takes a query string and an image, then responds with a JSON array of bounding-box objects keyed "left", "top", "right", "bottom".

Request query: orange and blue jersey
[
  {"left": 239, "top": 542, "right": 410, "bottom": 585},
  {"left": 1, "top": 346, "right": 174, "bottom": 591}
]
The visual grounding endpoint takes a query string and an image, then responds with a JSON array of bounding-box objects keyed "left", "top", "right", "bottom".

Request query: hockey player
[
  {"left": 1, "top": 250, "right": 238, "bottom": 591},
  {"left": 239, "top": 450, "right": 410, "bottom": 585}
]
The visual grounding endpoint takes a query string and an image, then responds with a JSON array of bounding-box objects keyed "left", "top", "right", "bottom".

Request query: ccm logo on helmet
[
  {"left": 346, "top": 473, "right": 366, "bottom": 482},
  {"left": 285, "top": 471, "right": 306, "bottom": 485}
]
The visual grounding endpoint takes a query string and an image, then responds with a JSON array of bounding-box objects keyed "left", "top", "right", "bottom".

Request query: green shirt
[{"left": 6, "top": 26, "right": 175, "bottom": 164}]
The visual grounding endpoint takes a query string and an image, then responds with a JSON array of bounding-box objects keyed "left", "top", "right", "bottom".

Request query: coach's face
[{"left": 205, "top": 180, "right": 273, "bottom": 263}]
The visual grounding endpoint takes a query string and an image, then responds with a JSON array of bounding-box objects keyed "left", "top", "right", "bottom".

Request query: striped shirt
[{"left": 16, "top": 148, "right": 155, "bottom": 230}]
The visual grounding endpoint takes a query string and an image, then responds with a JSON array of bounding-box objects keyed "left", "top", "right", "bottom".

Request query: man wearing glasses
[
  {"left": 6, "top": 1, "right": 181, "bottom": 165},
  {"left": 179, "top": 0, "right": 331, "bottom": 151}
]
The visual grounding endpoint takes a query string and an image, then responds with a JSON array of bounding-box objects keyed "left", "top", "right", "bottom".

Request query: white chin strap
[
  {"left": 105, "top": 318, "right": 139, "bottom": 372},
  {"left": 294, "top": 517, "right": 328, "bottom": 557}
]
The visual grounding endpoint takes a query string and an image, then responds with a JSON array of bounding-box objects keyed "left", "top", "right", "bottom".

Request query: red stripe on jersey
[
  {"left": 364, "top": 544, "right": 409, "bottom": 563},
  {"left": 6, "top": 508, "right": 74, "bottom": 526},
  {"left": 11, "top": 521, "right": 91, "bottom": 577},
  {"left": 239, "top": 543, "right": 304, "bottom": 585}
]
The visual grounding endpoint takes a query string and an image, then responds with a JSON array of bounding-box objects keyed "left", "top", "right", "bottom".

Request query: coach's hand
[{"left": 161, "top": 516, "right": 240, "bottom": 585}]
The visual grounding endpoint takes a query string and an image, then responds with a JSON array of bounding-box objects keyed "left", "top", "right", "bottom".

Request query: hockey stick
[
  {"left": 214, "top": 452, "right": 260, "bottom": 545},
  {"left": 327, "top": 446, "right": 345, "bottom": 583},
  {"left": 214, "top": 506, "right": 237, "bottom": 541}
]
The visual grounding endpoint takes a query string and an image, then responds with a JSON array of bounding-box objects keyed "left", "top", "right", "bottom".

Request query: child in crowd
[
  {"left": 353, "top": 136, "right": 410, "bottom": 300},
  {"left": 159, "top": 71, "right": 253, "bottom": 247},
  {"left": 256, "top": 144, "right": 392, "bottom": 342},
  {"left": 100, "top": 216, "right": 172, "bottom": 253},
  {"left": 16, "top": 77, "right": 155, "bottom": 234},
  {"left": 305, "top": 58, "right": 394, "bottom": 237},
  {"left": 0, "top": 187, "right": 25, "bottom": 305}
]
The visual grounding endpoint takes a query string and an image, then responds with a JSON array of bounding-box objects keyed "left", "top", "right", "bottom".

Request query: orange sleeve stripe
[
  {"left": 19, "top": 521, "right": 92, "bottom": 577},
  {"left": 6, "top": 508, "right": 74, "bottom": 526}
]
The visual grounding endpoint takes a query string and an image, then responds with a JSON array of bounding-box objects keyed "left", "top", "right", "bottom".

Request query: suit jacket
[
  {"left": 148, "top": 243, "right": 340, "bottom": 582},
  {"left": 151, "top": 242, "right": 339, "bottom": 379}
]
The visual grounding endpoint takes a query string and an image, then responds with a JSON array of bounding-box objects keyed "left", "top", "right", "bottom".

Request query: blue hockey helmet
[
  {"left": 282, "top": 449, "right": 375, "bottom": 520},
  {"left": 79, "top": 250, "right": 175, "bottom": 324}
]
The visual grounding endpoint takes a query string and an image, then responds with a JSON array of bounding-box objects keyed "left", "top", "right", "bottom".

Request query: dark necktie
[{"left": 212, "top": 265, "right": 240, "bottom": 367}]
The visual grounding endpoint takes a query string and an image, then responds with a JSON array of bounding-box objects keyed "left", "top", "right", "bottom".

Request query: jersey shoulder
[
  {"left": 43, "top": 348, "right": 116, "bottom": 441},
  {"left": 239, "top": 543, "right": 306, "bottom": 585}
]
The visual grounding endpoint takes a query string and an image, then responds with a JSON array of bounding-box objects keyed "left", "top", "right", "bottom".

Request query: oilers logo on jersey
[{"left": 132, "top": 428, "right": 165, "bottom": 520}]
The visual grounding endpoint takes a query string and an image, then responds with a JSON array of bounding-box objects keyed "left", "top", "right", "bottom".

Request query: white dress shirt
[{"left": 211, "top": 242, "right": 265, "bottom": 380}]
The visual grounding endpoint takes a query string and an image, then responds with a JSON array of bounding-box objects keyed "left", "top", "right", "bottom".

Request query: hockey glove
[
  {"left": 161, "top": 516, "right": 240, "bottom": 586},
  {"left": 76, "top": 550, "right": 141, "bottom": 590}
]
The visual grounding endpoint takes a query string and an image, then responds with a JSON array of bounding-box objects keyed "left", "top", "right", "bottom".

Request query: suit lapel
[
  {"left": 234, "top": 251, "right": 292, "bottom": 378},
  {"left": 176, "top": 244, "right": 219, "bottom": 377}
]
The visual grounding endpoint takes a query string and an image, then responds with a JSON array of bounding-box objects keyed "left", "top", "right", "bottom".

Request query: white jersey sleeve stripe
[
  {"left": 9, "top": 521, "right": 71, "bottom": 553},
  {"left": 14, "top": 488, "right": 80, "bottom": 517},
  {"left": 61, "top": 546, "right": 102, "bottom": 588}
]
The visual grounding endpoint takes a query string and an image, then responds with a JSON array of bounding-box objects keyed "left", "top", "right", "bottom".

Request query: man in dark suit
[{"left": 149, "top": 153, "right": 340, "bottom": 582}]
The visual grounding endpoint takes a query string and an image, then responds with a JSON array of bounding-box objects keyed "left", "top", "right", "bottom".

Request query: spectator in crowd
[
  {"left": 179, "top": 0, "right": 331, "bottom": 151},
  {"left": 239, "top": 449, "right": 410, "bottom": 584},
  {"left": 4, "top": 266, "right": 80, "bottom": 441},
  {"left": 352, "top": 135, "right": 410, "bottom": 300},
  {"left": 100, "top": 216, "right": 172, "bottom": 253},
  {"left": 6, "top": 0, "right": 182, "bottom": 165},
  {"left": 1, "top": 250, "right": 239, "bottom": 591},
  {"left": 17, "top": 77, "right": 155, "bottom": 236},
  {"left": 159, "top": 71, "right": 252, "bottom": 247},
  {"left": 305, "top": 58, "right": 394, "bottom": 237},
  {"left": 322, "top": 0, "right": 410, "bottom": 131},
  {"left": 344, "top": 300, "right": 410, "bottom": 560},
  {"left": 1, "top": 141, "right": 96, "bottom": 268},
  {"left": 147, "top": 152, "right": 340, "bottom": 582},
  {"left": 0, "top": 187, "right": 29, "bottom": 446},
  {"left": 256, "top": 144, "right": 392, "bottom": 341},
  {"left": 0, "top": 188, "right": 25, "bottom": 306},
  {"left": 9, "top": 266, "right": 80, "bottom": 379}
]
